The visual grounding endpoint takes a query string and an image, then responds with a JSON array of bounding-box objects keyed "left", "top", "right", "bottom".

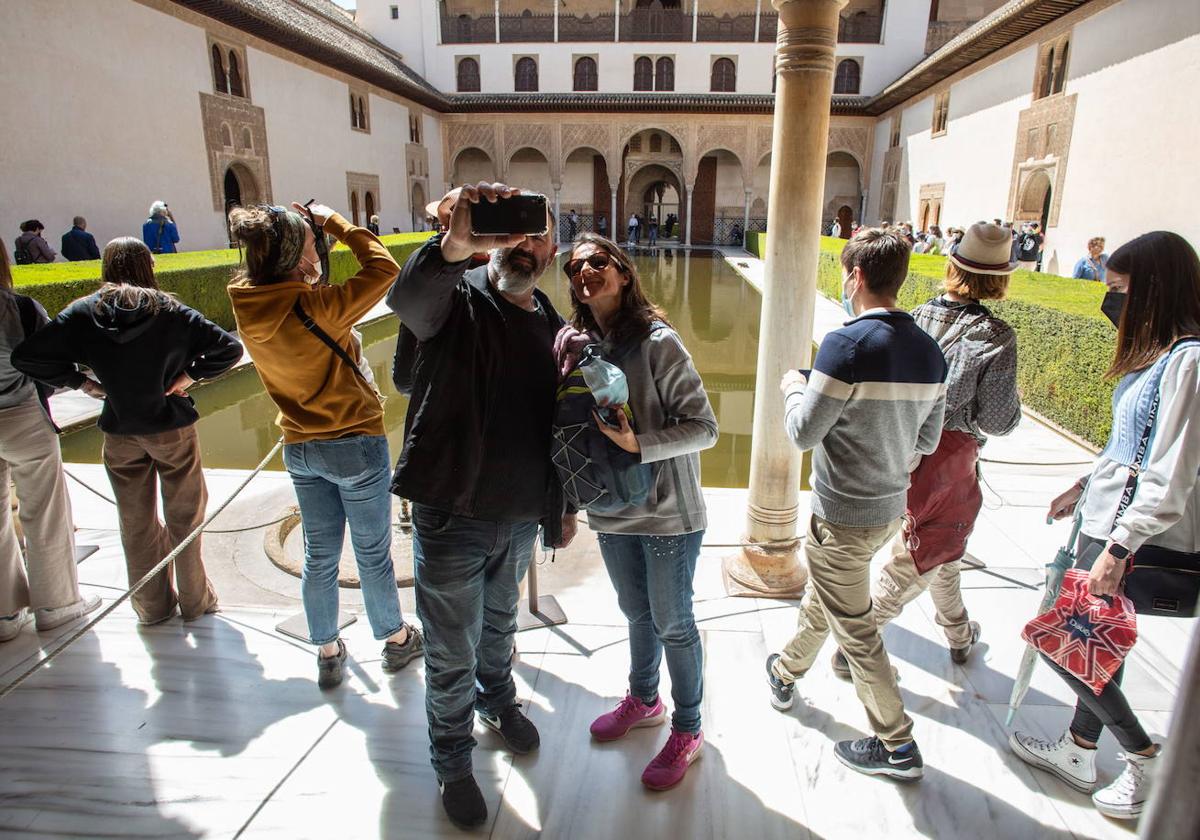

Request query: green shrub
[
  {"left": 815, "top": 238, "right": 1115, "bottom": 446},
  {"left": 11, "top": 232, "right": 431, "bottom": 331},
  {"left": 745, "top": 231, "right": 766, "bottom": 259}
]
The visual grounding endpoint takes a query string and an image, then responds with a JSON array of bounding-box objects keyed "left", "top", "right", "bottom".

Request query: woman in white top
[{"left": 1010, "top": 231, "right": 1200, "bottom": 820}]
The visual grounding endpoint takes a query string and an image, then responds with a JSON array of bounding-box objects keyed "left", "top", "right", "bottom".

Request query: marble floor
[{"left": 2, "top": 283, "right": 1192, "bottom": 839}]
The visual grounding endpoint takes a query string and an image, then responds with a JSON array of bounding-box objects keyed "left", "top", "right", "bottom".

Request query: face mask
[
  {"left": 841, "top": 273, "right": 858, "bottom": 318},
  {"left": 1101, "top": 291, "right": 1126, "bottom": 328}
]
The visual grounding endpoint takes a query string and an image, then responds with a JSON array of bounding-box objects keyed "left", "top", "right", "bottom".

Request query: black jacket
[
  {"left": 61, "top": 227, "right": 100, "bottom": 262},
  {"left": 387, "top": 236, "right": 567, "bottom": 543},
  {"left": 12, "top": 292, "right": 242, "bottom": 435}
]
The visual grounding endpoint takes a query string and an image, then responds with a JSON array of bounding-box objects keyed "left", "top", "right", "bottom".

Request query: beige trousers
[
  {"left": 775, "top": 515, "right": 914, "bottom": 750},
  {"left": 0, "top": 398, "right": 80, "bottom": 614},
  {"left": 873, "top": 536, "right": 973, "bottom": 647},
  {"left": 102, "top": 426, "right": 217, "bottom": 622}
]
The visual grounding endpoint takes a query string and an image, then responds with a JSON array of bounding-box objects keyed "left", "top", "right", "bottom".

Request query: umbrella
[{"left": 1006, "top": 513, "right": 1082, "bottom": 725}]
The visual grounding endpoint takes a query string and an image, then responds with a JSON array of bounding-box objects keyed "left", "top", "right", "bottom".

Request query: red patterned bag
[{"left": 1021, "top": 568, "right": 1138, "bottom": 695}]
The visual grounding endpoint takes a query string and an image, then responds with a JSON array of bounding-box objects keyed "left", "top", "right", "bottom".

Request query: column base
[{"left": 722, "top": 540, "right": 807, "bottom": 599}]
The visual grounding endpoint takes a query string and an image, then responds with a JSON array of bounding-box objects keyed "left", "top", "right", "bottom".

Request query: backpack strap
[
  {"left": 11, "top": 294, "right": 60, "bottom": 432},
  {"left": 291, "top": 299, "right": 368, "bottom": 382}
]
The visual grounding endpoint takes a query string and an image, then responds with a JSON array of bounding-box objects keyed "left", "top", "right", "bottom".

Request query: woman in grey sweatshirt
[{"left": 556, "top": 234, "right": 717, "bottom": 792}]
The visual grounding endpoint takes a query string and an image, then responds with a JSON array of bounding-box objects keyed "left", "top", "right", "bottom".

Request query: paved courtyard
[{"left": 0, "top": 282, "right": 1190, "bottom": 839}]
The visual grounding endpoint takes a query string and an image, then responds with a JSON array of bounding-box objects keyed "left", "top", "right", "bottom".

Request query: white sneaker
[
  {"left": 0, "top": 609, "right": 33, "bottom": 642},
  {"left": 35, "top": 595, "right": 102, "bottom": 631},
  {"left": 1009, "top": 730, "right": 1097, "bottom": 793},
  {"left": 1092, "top": 747, "right": 1160, "bottom": 819}
]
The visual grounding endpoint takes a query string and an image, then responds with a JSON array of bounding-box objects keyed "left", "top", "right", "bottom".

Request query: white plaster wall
[
  {"left": 562, "top": 156, "right": 596, "bottom": 207},
  {"left": 897, "top": 47, "right": 1034, "bottom": 228},
  {"left": 1053, "top": 0, "right": 1200, "bottom": 264},
  {"left": 356, "top": 0, "right": 432, "bottom": 77},
  {"left": 248, "top": 48, "right": 414, "bottom": 235},
  {"left": 505, "top": 150, "right": 555, "bottom": 198},
  {"left": 424, "top": 112, "right": 446, "bottom": 197},
  {"left": 0, "top": 1, "right": 218, "bottom": 254}
]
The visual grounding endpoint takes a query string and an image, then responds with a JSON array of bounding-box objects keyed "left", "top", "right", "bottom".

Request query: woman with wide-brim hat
[{"left": 830, "top": 223, "right": 1022, "bottom": 672}]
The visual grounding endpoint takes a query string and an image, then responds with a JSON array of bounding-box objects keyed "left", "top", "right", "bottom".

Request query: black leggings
[{"left": 1042, "top": 533, "right": 1153, "bottom": 753}]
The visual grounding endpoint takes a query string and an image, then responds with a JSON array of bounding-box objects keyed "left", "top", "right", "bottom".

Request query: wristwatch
[{"left": 1108, "top": 543, "right": 1131, "bottom": 560}]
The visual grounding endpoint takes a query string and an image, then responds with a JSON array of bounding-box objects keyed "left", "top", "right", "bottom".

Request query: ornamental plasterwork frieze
[
  {"left": 696, "top": 124, "right": 749, "bottom": 170},
  {"left": 756, "top": 124, "right": 774, "bottom": 163},
  {"left": 199, "top": 92, "right": 272, "bottom": 213},
  {"left": 446, "top": 122, "right": 497, "bottom": 164},
  {"left": 503, "top": 123, "right": 553, "bottom": 164},
  {"left": 561, "top": 123, "right": 613, "bottom": 161},
  {"left": 618, "top": 122, "right": 691, "bottom": 159},
  {"left": 828, "top": 125, "right": 871, "bottom": 169},
  {"left": 1006, "top": 93, "right": 1077, "bottom": 227},
  {"left": 624, "top": 157, "right": 685, "bottom": 189}
]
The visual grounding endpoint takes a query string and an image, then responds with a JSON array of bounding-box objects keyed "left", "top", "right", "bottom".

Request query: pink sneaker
[
  {"left": 641, "top": 729, "right": 703, "bottom": 790},
  {"left": 590, "top": 693, "right": 666, "bottom": 742}
]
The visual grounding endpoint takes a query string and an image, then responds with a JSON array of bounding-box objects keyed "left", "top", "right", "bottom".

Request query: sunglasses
[{"left": 563, "top": 252, "right": 612, "bottom": 279}]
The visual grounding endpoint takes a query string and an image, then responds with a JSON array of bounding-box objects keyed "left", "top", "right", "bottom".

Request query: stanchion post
[{"left": 517, "top": 542, "right": 568, "bottom": 631}]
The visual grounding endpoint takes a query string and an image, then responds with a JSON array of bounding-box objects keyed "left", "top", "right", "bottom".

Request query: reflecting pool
[{"left": 59, "top": 249, "right": 761, "bottom": 488}]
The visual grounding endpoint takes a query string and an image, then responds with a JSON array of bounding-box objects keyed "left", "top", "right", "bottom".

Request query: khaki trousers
[
  {"left": 775, "top": 515, "right": 914, "bottom": 750},
  {"left": 0, "top": 399, "right": 80, "bottom": 614},
  {"left": 102, "top": 426, "right": 217, "bottom": 622},
  {"left": 873, "top": 536, "right": 973, "bottom": 647}
]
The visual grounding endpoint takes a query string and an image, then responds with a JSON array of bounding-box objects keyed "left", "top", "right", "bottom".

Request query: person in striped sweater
[{"left": 764, "top": 227, "right": 948, "bottom": 781}]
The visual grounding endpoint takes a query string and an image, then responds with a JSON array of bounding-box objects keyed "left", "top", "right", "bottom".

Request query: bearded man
[{"left": 386, "top": 181, "right": 577, "bottom": 829}]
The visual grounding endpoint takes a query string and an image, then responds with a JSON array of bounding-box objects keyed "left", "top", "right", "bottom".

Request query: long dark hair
[
  {"left": 97, "top": 237, "right": 172, "bottom": 314},
  {"left": 1107, "top": 231, "right": 1200, "bottom": 378},
  {"left": 567, "top": 233, "right": 669, "bottom": 349}
]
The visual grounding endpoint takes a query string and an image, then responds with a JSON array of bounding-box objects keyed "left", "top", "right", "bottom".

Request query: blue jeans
[
  {"left": 283, "top": 435, "right": 403, "bottom": 646},
  {"left": 411, "top": 504, "right": 538, "bottom": 782},
  {"left": 598, "top": 530, "right": 705, "bottom": 734}
]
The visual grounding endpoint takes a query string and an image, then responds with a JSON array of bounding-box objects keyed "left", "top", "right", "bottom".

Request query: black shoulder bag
[
  {"left": 291, "top": 299, "right": 369, "bottom": 383},
  {"left": 1079, "top": 341, "right": 1200, "bottom": 617},
  {"left": 9, "top": 294, "right": 61, "bottom": 432}
]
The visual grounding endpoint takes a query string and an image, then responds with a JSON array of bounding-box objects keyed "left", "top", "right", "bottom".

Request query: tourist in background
[
  {"left": 12, "top": 237, "right": 240, "bottom": 625},
  {"left": 829, "top": 223, "right": 1020, "bottom": 679},
  {"left": 1072, "top": 237, "right": 1108, "bottom": 282},
  {"left": 227, "top": 201, "right": 421, "bottom": 689},
  {"left": 648, "top": 215, "right": 659, "bottom": 246},
  {"left": 765, "top": 227, "right": 947, "bottom": 782},
  {"left": 1011, "top": 230, "right": 1200, "bottom": 820},
  {"left": 598, "top": 214, "right": 608, "bottom": 237},
  {"left": 567, "top": 209, "right": 579, "bottom": 242},
  {"left": 926, "top": 225, "right": 945, "bottom": 255},
  {"left": 627, "top": 213, "right": 639, "bottom": 246},
  {"left": 14, "top": 221, "right": 56, "bottom": 264},
  {"left": 142, "top": 201, "right": 180, "bottom": 255},
  {"left": 1015, "top": 221, "right": 1043, "bottom": 271},
  {"left": 0, "top": 240, "right": 100, "bottom": 641},
  {"left": 558, "top": 234, "right": 717, "bottom": 791},
  {"left": 60, "top": 217, "right": 100, "bottom": 262},
  {"left": 387, "top": 182, "right": 574, "bottom": 829},
  {"left": 367, "top": 214, "right": 381, "bottom": 236}
]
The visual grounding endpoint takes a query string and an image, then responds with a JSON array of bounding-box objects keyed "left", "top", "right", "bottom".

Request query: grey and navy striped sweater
[{"left": 785, "top": 309, "right": 948, "bottom": 527}]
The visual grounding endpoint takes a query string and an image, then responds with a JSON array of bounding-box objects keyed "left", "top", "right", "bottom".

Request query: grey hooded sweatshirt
[{"left": 585, "top": 326, "right": 718, "bottom": 536}]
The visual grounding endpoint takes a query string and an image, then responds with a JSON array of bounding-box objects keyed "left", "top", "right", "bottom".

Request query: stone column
[
  {"left": 754, "top": 0, "right": 762, "bottom": 41},
  {"left": 609, "top": 178, "right": 619, "bottom": 238},
  {"left": 692, "top": 0, "right": 699, "bottom": 41},
  {"left": 494, "top": 0, "right": 500, "bottom": 43},
  {"left": 723, "top": 0, "right": 845, "bottom": 597},
  {"left": 552, "top": 184, "right": 562, "bottom": 242},
  {"left": 742, "top": 188, "right": 753, "bottom": 246},
  {"left": 1140, "top": 623, "right": 1200, "bottom": 839},
  {"left": 614, "top": 0, "right": 620, "bottom": 42},
  {"left": 684, "top": 182, "right": 695, "bottom": 246},
  {"left": 554, "top": 0, "right": 559, "bottom": 42}
]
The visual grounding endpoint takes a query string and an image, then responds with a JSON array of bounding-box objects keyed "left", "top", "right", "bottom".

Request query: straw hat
[{"left": 947, "top": 222, "right": 1018, "bottom": 275}]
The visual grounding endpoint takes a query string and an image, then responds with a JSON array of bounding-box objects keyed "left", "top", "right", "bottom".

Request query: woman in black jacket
[{"left": 13, "top": 237, "right": 242, "bottom": 625}]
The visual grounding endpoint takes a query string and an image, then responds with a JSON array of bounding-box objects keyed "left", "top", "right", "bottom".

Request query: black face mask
[{"left": 1101, "top": 291, "right": 1126, "bottom": 328}]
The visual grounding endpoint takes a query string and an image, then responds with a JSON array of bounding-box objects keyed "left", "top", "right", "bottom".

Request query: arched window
[
  {"left": 365, "top": 191, "right": 376, "bottom": 222},
  {"left": 649, "top": 133, "right": 663, "bottom": 153},
  {"left": 1039, "top": 47, "right": 1055, "bottom": 99},
  {"left": 1051, "top": 41, "right": 1069, "bottom": 94},
  {"left": 350, "top": 93, "right": 359, "bottom": 128},
  {"left": 220, "top": 123, "right": 233, "bottom": 148},
  {"left": 357, "top": 97, "right": 367, "bottom": 131},
  {"left": 633, "top": 56, "right": 653, "bottom": 91},
  {"left": 351, "top": 191, "right": 360, "bottom": 227},
  {"left": 211, "top": 45, "right": 228, "bottom": 94},
  {"left": 573, "top": 56, "right": 598, "bottom": 92},
  {"left": 655, "top": 57, "right": 674, "bottom": 91},
  {"left": 229, "top": 51, "right": 244, "bottom": 98},
  {"left": 241, "top": 127, "right": 253, "bottom": 151},
  {"left": 514, "top": 57, "right": 538, "bottom": 92},
  {"left": 710, "top": 58, "right": 736, "bottom": 92},
  {"left": 833, "top": 59, "right": 860, "bottom": 95},
  {"left": 456, "top": 57, "right": 480, "bottom": 92}
]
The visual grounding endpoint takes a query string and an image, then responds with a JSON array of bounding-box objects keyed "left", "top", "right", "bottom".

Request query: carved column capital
[{"left": 771, "top": 0, "right": 846, "bottom": 76}]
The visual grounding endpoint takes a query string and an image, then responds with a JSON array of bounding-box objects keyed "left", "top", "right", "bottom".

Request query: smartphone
[{"left": 470, "top": 194, "right": 548, "bottom": 236}]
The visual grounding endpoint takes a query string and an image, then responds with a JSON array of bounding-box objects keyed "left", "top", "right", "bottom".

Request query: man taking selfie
[{"left": 387, "top": 181, "right": 576, "bottom": 829}]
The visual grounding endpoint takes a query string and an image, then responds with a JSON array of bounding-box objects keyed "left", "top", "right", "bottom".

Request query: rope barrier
[
  {"left": 64, "top": 467, "right": 291, "bottom": 534},
  {"left": 0, "top": 438, "right": 285, "bottom": 702},
  {"left": 979, "top": 457, "right": 1092, "bottom": 467}
]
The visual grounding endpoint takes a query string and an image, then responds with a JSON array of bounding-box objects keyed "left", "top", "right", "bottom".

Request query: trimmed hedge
[
  {"left": 813, "top": 237, "right": 1115, "bottom": 446},
  {"left": 11, "top": 232, "right": 431, "bottom": 331},
  {"left": 745, "top": 230, "right": 766, "bottom": 259}
]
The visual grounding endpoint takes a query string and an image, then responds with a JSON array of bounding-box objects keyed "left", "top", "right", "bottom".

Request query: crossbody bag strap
[{"left": 292, "top": 299, "right": 368, "bottom": 382}]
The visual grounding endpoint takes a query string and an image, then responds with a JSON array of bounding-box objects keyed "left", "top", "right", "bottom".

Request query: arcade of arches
[{"left": 442, "top": 115, "right": 869, "bottom": 244}]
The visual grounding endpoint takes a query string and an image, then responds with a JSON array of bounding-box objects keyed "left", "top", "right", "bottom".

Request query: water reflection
[{"left": 60, "top": 249, "right": 760, "bottom": 488}]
